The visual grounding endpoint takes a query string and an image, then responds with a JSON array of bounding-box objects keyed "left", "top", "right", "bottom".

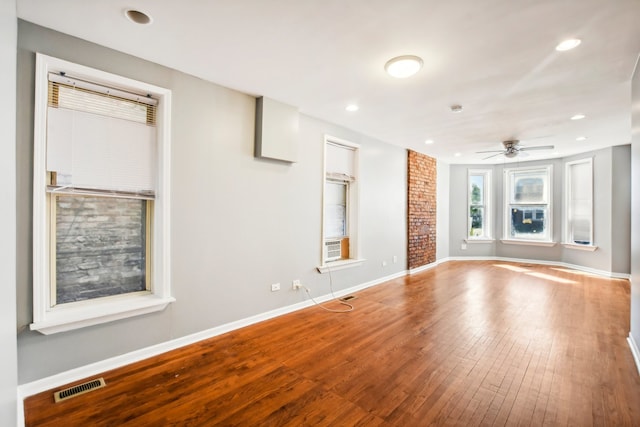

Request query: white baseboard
[
  {"left": 446, "top": 256, "right": 630, "bottom": 280},
  {"left": 628, "top": 333, "right": 640, "bottom": 376},
  {"left": 17, "top": 268, "right": 407, "bottom": 404},
  {"left": 16, "top": 256, "right": 629, "bottom": 425}
]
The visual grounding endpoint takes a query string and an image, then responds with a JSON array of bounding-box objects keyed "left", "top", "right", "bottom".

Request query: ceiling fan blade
[
  {"left": 520, "top": 145, "right": 554, "bottom": 151},
  {"left": 475, "top": 150, "right": 505, "bottom": 154},
  {"left": 482, "top": 152, "right": 504, "bottom": 160}
]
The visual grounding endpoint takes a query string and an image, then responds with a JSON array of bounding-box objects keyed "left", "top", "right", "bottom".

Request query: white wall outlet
[
  {"left": 382, "top": 260, "right": 387, "bottom": 267},
  {"left": 393, "top": 255, "right": 398, "bottom": 263},
  {"left": 271, "top": 283, "right": 281, "bottom": 292},
  {"left": 292, "top": 280, "right": 301, "bottom": 290},
  {"left": 461, "top": 242, "right": 467, "bottom": 250}
]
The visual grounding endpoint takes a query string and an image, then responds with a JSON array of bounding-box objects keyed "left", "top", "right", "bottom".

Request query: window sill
[
  {"left": 317, "top": 258, "right": 365, "bottom": 274},
  {"left": 30, "top": 294, "right": 176, "bottom": 335},
  {"left": 562, "top": 243, "right": 598, "bottom": 252},
  {"left": 465, "top": 238, "right": 495, "bottom": 244},
  {"left": 500, "top": 239, "right": 557, "bottom": 247}
]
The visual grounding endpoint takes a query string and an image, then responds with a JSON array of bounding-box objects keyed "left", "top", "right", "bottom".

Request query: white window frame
[
  {"left": 318, "top": 135, "right": 364, "bottom": 273},
  {"left": 502, "top": 165, "right": 555, "bottom": 246},
  {"left": 467, "top": 169, "right": 492, "bottom": 241},
  {"left": 563, "top": 158, "right": 596, "bottom": 251},
  {"left": 31, "top": 53, "right": 174, "bottom": 335}
]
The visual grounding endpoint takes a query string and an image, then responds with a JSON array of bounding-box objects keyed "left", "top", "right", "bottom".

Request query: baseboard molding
[
  {"left": 628, "top": 333, "right": 640, "bottom": 376},
  {"left": 17, "top": 268, "right": 408, "bottom": 403},
  {"left": 17, "top": 256, "right": 629, "bottom": 422},
  {"left": 446, "top": 256, "right": 630, "bottom": 280}
]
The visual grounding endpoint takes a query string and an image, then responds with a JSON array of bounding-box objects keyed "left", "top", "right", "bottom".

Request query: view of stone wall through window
[{"left": 55, "top": 196, "right": 147, "bottom": 304}]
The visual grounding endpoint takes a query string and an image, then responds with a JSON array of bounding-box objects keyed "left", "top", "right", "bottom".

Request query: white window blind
[
  {"left": 46, "top": 74, "right": 157, "bottom": 196},
  {"left": 566, "top": 159, "right": 592, "bottom": 244},
  {"left": 326, "top": 142, "right": 356, "bottom": 181}
]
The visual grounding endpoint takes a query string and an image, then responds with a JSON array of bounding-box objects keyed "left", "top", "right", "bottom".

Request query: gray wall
[
  {"left": 436, "top": 161, "right": 450, "bottom": 261},
  {"left": 631, "top": 55, "right": 640, "bottom": 346},
  {"left": 1, "top": 1, "right": 18, "bottom": 424},
  {"left": 16, "top": 21, "right": 408, "bottom": 383},
  {"left": 447, "top": 149, "right": 631, "bottom": 275}
]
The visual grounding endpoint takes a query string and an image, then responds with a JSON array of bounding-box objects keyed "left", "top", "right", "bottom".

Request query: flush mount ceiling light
[
  {"left": 384, "top": 55, "right": 423, "bottom": 78},
  {"left": 450, "top": 104, "right": 463, "bottom": 113},
  {"left": 570, "top": 114, "right": 586, "bottom": 120},
  {"left": 424, "top": 139, "right": 434, "bottom": 145},
  {"left": 454, "top": 152, "right": 462, "bottom": 157},
  {"left": 576, "top": 136, "right": 588, "bottom": 141},
  {"left": 345, "top": 104, "right": 359, "bottom": 112},
  {"left": 125, "top": 9, "right": 153, "bottom": 25},
  {"left": 555, "top": 38, "right": 581, "bottom": 51}
]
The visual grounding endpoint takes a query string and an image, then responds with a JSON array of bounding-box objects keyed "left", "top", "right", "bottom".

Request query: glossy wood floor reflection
[{"left": 24, "top": 261, "right": 640, "bottom": 426}]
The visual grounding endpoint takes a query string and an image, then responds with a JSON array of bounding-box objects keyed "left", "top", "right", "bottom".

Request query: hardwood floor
[{"left": 24, "top": 261, "right": 640, "bottom": 426}]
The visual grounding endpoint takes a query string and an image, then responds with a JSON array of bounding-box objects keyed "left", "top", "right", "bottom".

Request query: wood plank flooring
[{"left": 24, "top": 261, "right": 640, "bottom": 426}]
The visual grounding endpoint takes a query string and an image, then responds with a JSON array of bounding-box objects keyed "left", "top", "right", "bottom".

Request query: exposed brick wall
[
  {"left": 408, "top": 150, "right": 437, "bottom": 269},
  {"left": 55, "top": 196, "right": 147, "bottom": 304}
]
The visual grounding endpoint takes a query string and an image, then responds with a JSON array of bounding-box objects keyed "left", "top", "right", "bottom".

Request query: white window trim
[
  {"left": 563, "top": 157, "right": 596, "bottom": 249},
  {"left": 467, "top": 168, "right": 492, "bottom": 240},
  {"left": 503, "top": 165, "right": 554, "bottom": 243},
  {"left": 319, "top": 135, "right": 363, "bottom": 270},
  {"left": 31, "top": 53, "right": 174, "bottom": 335}
]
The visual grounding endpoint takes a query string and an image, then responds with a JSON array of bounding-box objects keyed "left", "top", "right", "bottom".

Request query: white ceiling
[{"left": 17, "top": 0, "right": 640, "bottom": 164}]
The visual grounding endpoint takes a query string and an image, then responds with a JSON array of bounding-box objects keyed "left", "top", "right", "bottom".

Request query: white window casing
[
  {"left": 503, "top": 165, "right": 553, "bottom": 244},
  {"left": 319, "top": 136, "right": 364, "bottom": 271},
  {"left": 31, "top": 53, "right": 174, "bottom": 334}
]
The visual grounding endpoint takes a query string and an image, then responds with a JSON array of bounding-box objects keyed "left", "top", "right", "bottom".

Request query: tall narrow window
[
  {"left": 322, "top": 137, "right": 359, "bottom": 266},
  {"left": 565, "top": 158, "right": 593, "bottom": 246},
  {"left": 468, "top": 169, "right": 492, "bottom": 239},
  {"left": 32, "top": 54, "right": 173, "bottom": 334},
  {"left": 504, "top": 165, "right": 552, "bottom": 242}
]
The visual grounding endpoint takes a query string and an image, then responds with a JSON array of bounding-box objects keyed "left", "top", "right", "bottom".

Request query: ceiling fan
[{"left": 476, "top": 140, "right": 554, "bottom": 160}]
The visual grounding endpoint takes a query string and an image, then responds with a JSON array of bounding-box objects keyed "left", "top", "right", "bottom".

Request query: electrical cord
[{"left": 300, "top": 265, "right": 354, "bottom": 313}]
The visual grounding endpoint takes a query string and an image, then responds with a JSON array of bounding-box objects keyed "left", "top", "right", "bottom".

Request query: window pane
[
  {"left": 469, "top": 206, "right": 484, "bottom": 237},
  {"left": 510, "top": 206, "right": 548, "bottom": 240},
  {"left": 511, "top": 170, "right": 547, "bottom": 203},
  {"left": 55, "top": 196, "right": 148, "bottom": 305},
  {"left": 324, "top": 182, "right": 347, "bottom": 238},
  {"left": 470, "top": 175, "right": 484, "bottom": 205}
]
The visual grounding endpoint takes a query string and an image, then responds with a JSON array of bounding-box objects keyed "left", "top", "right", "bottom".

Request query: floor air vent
[
  {"left": 54, "top": 378, "right": 106, "bottom": 403},
  {"left": 340, "top": 295, "right": 356, "bottom": 301}
]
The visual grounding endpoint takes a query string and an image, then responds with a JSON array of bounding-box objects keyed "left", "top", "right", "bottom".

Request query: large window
[
  {"left": 321, "top": 136, "right": 360, "bottom": 267},
  {"left": 32, "top": 54, "right": 173, "bottom": 334},
  {"left": 504, "top": 165, "right": 552, "bottom": 242},
  {"left": 468, "top": 169, "right": 492, "bottom": 239},
  {"left": 564, "top": 158, "right": 593, "bottom": 246}
]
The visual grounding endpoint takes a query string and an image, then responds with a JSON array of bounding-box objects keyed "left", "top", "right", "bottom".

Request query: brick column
[{"left": 407, "top": 150, "right": 437, "bottom": 269}]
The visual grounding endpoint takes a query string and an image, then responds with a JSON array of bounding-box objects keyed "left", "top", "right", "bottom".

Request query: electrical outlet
[
  {"left": 382, "top": 261, "right": 387, "bottom": 267},
  {"left": 271, "top": 283, "right": 280, "bottom": 292},
  {"left": 461, "top": 242, "right": 467, "bottom": 250},
  {"left": 292, "top": 280, "right": 301, "bottom": 290},
  {"left": 393, "top": 255, "right": 398, "bottom": 263}
]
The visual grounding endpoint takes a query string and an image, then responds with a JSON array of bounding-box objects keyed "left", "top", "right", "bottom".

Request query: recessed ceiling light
[
  {"left": 450, "top": 105, "right": 463, "bottom": 113},
  {"left": 555, "top": 38, "right": 581, "bottom": 51},
  {"left": 424, "top": 139, "right": 434, "bottom": 145},
  {"left": 345, "top": 104, "right": 359, "bottom": 112},
  {"left": 576, "top": 136, "right": 588, "bottom": 141},
  {"left": 384, "top": 55, "right": 423, "bottom": 78},
  {"left": 125, "top": 9, "right": 153, "bottom": 25},
  {"left": 454, "top": 152, "right": 462, "bottom": 157},
  {"left": 571, "top": 114, "right": 586, "bottom": 120}
]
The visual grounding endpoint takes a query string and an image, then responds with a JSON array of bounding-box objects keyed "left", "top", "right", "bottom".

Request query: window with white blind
[
  {"left": 31, "top": 54, "right": 174, "bottom": 334},
  {"left": 564, "top": 158, "right": 594, "bottom": 248},
  {"left": 503, "top": 165, "right": 553, "bottom": 243},
  {"left": 320, "top": 136, "right": 362, "bottom": 270}
]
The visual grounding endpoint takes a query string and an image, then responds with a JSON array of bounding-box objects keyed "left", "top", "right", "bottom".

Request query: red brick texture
[{"left": 407, "top": 150, "right": 437, "bottom": 269}]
